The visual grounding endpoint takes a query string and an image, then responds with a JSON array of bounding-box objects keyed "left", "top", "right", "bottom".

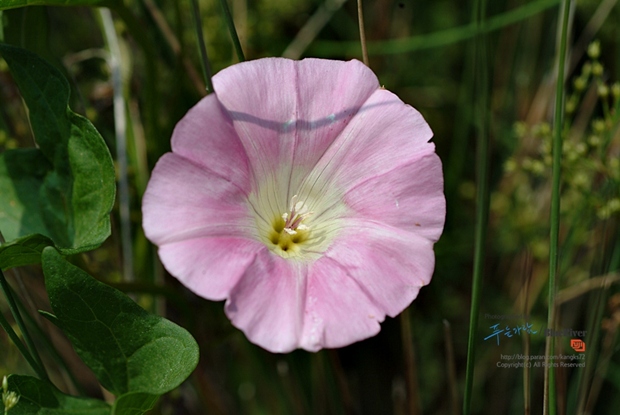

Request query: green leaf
[
  {"left": 0, "top": 234, "right": 54, "bottom": 270},
  {"left": 0, "top": 0, "right": 113, "bottom": 11},
  {"left": 111, "top": 392, "right": 158, "bottom": 415},
  {"left": 0, "top": 374, "right": 111, "bottom": 415},
  {"left": 0, "top": 44, "right": 115, "bottom": 269},
  {"left": 42, "top": 247, "right": 199, "bottom": 396}
]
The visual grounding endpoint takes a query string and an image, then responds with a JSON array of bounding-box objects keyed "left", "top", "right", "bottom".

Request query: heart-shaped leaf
[
  {"left": 0, "top": 44, "right": 115, "bottom": 270},
  {"left": 41, "top": 247, "right": 199, "bottom": 396}
]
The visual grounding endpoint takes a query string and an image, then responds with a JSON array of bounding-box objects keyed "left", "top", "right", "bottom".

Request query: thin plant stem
[
  {"left": 463, "top": 0, "right": 489, "bottom": 412},
  {"left": 356, "top": 0, "right": 369, "bottom": 66},
  {"left": 544, "top": 1, "right": 572, "bottom": 414},
  {"left": 400, "top": 308, "right": 421, "bottom": 415},
  {"left": 0, "top": 295, "right": 44, "bottom": 379},
  {"left": 521, "top": 254, "right": 533, "bottom": 415},
  {"left": 218, "top": 0, "right": 245, "bottom": 62},
  {"left": 556, "top": 272, "right": 620, "bottom": 304},
  {"left": 190, "top": 0, "right": 215, "bottom": 93},
  {"left": 13, "top": 293, "right": 87, "bottom": 395},
  {"left": 577, "top": 280, "right": 610, "bottom": 412},
  {"left": 282, "top": 0, "right": 347, "bottom": 60},
  {"left": 585, "top": 320, "right": 619, "bottom": 413},
  {"left": 311, "top": 0, "right": 560, "bottom": 57},
  {"left": 99, "top": 8, "right": 134, "bottom": 283},
  {"left": 569, "top": 0, "right": 617, "bottom": 74},
  {"left": 443, "top": 320, "right": 459, "bottom": 415},
  {"left": 0, "top": 268, "right": 48, "bottom": 381},
  {"left": 327, "top": 351, "right": 354, "bottom": 415},
  {"left": 142, "top": 0, "right": 205, "bottom": 93}
]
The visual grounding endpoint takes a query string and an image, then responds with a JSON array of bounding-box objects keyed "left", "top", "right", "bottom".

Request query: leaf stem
[
  {"left": 218, "top": 0, "right": 245, "bottom": 62},
  {"left": 544, "top": 1, "right": 572, "bottom": 414},
  {"left": 356, "top": 0, "right": 369, "bottom": 66},
  {"left": 463, "top": 0, "right": 489, "bottom": 412},
  {"left": 0, "top": 270, "right": 47, "bottom": 380},
  {"left": 190, "top": 0, "right": 215, "bottom": 93}
]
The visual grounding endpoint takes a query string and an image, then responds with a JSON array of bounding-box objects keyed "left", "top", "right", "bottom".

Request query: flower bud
[
  {"left": 581, "top": 62, "right": 592, "bottom": 77},
  {"left": 592, "top": 62, "right": 604, "bottom": 77},
  {"left": 575, "top": 142, "right": 587, "bottom": 156},
  {"left": 565, "top": 95, "right": 578, "bottom": 114},
  {"left": 531, "top": 160, "right": 545, "bottom": 175},
  {"left": 573, "top": 77, "right": 587, "bottom": 91},
  {"left": 588, "top": 135, "right": 601, "bottom": 147},
  {"left": 504, "top": 158, "right": 517, "bottom": 173},
  {"left": 592, "top": 119, "right": 606, "bottom": 134},
  {"left": 587, "top": 40, "right": 601, "bottom": 59}
]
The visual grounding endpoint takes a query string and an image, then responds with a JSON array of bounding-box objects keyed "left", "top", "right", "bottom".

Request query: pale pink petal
[
  {"left": 291, "top": 59, "right": 380, "bottom": 169},
  {"left": 307, "top": 88, "right": 434, "bottom": 197},
  {"left": 345, "top": 152, "right": 445, "bottom": 240},
  {"left": 225, "top": 249, "right": 307, "bottom": 353},
  {"left": 142, "top": 153, "right": 255, "bottom": 246},
  {"left": 171, "top": 95, "right": 251, "bottom": 191},
  {"left": 322, "top": 219, "right": 435, "bottom": 318},
  {"left": 213, "top": 58, "right": 379, "bottom": 190},
  {"left": 300, "top": 258, "right": 382, "bottom": 351},
  {"left": 158, "top": 237, "right": 264, "bottom": 301},
  {"left": 213, "top": 58, "right": 297, "bottom": 183}
]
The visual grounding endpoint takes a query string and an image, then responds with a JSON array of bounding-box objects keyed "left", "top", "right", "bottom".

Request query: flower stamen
[
  {"left": 267, "top": 195, "right": 315, "bottom": 257},
  {"left": 282, "top": 195, "right": 313, "bottom": 235}
]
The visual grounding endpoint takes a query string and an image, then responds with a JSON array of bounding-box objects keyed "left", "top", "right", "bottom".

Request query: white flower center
[{"left": 247, "top": 168, "right": 347, "bottom": 260}]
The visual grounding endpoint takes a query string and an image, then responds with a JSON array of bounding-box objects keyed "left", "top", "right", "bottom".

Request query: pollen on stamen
[{"left": 263, "top": 195, "right": 319, "bottom": 258}]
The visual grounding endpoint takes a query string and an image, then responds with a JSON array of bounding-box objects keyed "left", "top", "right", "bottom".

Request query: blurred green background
[{"left": 1, "top": 0, "right": 619, "bottom": 413}]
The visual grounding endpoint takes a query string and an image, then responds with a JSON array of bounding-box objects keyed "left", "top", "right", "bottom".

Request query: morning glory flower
[{"left": 142, "top": 58, "right": 445, "bottom": 353}]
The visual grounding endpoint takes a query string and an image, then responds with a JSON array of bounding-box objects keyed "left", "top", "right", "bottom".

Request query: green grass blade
[
  {"left": 190, "top": 0, "right": 214, "bottom": 92},
  {"left": 463, "top": 0, "right": 489, "bottom": 412},
  {"left": 0, "top": 269, "right": 46, "bottom": 380},
  {"left": 218, "top": 0, "right": 245, "bottom": 62},
  {"left": 309, "top": 0, "right": 560, "bottom": 57},
  {"left": 544, "top": 1, "right": 572, "bottom": 414}
]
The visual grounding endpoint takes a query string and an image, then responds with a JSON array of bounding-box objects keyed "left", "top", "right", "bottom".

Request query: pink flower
[{"left": 142, "top": 58, "right": 445, "bottom": 353}]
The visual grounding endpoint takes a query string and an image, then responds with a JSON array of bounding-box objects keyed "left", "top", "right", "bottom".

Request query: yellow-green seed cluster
[{"left": 490, "top": 40, "right": 620, "bottom": 264}]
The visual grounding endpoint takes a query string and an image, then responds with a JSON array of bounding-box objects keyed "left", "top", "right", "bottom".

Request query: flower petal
[
  {"left": 323, "top": 219, "right": 436, "bottom": 318},
  {"left": 213, "top": 58, "right": 380, "bottom": 191},
  {"left": 158, "top": 237, "right": 264, "bottom": 300},
  {"left": 300, "top": 258, "right": 382, "bottom": 351},
  {"left": 225, "top": 250, "right": 307, "bottom": 353},
  {"left": 171, "top": 94, "right": 251, "bottom": 190},
  {"left": 142, "top": 153, "right": 255, "bottom": 246},
  {"left": 302, "top": 88, "right": 434, "bottom": 205},
  {"left": 291, "top": 59, "right": 380, "bottom": 169},
  {"left": 344, "top": 152, "right": 445, "bottom": 239}
]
